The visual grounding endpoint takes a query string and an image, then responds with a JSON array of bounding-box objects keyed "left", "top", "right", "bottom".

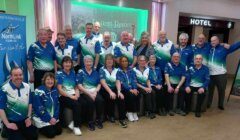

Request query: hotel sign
[
  {"left": 190, "top": 18, "right": 211, "bottom": 27},
  {"left": 179, "top": 16, "right": 234, "bottom": 29}
]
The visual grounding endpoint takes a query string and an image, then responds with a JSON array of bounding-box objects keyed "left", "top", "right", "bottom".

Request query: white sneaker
[
  {"left": 126, "top": 112, "right": 134, "bottom": 122},
  {"left": 68, "top": 121, "right": 74, "bottom": 130},
  {"left": 73, "top": 127, "right": 82, "bottom": 136},
  {"left": 133, "top": 113, "right": 139, "bottom": 121}
]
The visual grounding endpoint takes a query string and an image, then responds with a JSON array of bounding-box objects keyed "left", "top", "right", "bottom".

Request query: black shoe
[
  {"left": 119, "top": 120, "right": 127, "bottom": 128},
  {"left": 95, "top": 120, "right": 103, "bottom": 129},
  {"left": 161, "top": 108, "right": 167, "bottom": 116},
  {"left": 195, "top": 112, "right": 201, "bottom": 118},
  {"left": 88, "top": 122, "right": 95, "bottom": 131},
  {"left": 145, "top": 111, "right": 151, "bottom": 118},
  {"left": 158, "top": 109, "right": 164, "bottom": 116},
  {"left": 150, "top": 113, "right": 156, "bottom": 119},
  {"left": 218, "top": 106, "right": 224, "bottom": 110},
  {"left": 179, "top": 110, "right": 187, "bottom": 116},
  {"left": 109, "top": 117, "right": 115, "bottom": 123},
  {"left": 207, "top": 104, "right": 211, "bottom": 108},
  {"left": 169, "top": 110, "right": 175, "bottom": 116}
]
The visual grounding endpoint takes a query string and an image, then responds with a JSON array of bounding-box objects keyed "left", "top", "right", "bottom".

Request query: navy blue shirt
[
  {"left": 27, "top": 41, "right": 56, "bottom": 71},
  {"left": 171, "top": 45, "right": 194, "bottom": 68},
  {"left": 32, "top": 85, "right": 59, "bottom": 123},
  {"left": 77, "top": 68, "right": 100, "bottom": 91},
  {"left": 208, "top": 41, "right": 240, "bottom": 75},
  {"left": 116, "top": 68, "right": 137, "bottom": 91},
  {"left": 149, "top": 66, "right": 163, "bottom": 86},
  {"left": 164, "top": 62, "right": 186, "bottom": 85},
  {"left": 185, "top": 65, "right": 210, "bottom": 88},
  {"left": 56, "top": 70, "right": 77, "bottom": 95},
  {"left": 192, "top": 42, "right": 211, "bottom": 65}
]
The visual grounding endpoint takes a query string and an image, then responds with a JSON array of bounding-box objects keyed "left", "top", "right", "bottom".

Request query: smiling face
[
  {"left": 121, "top": 32, "right": 129, "bottom": 44},
  {"left": 138, "top": 56, "right": 147, "bottom": 68},
  {"left": 194, "top": 54, "right": 203, "bottom": 66},
  {"left": 171, "top": 52, "right": 180, "bottom": 64},
  {"left": 38, "top": 29, "right": 48, "bottom": 44},
  {"left": 84, "top": 58, "right": 93, "bottom": 69},
  {"left": 141, "top": 35, "right": 149, "bottom": 45},
  {"left": 45, "top": 76, "right": 55, "bottom": 89},
  {"left": 179, "top": 36, "right": 188, "bottom": 47},
  {"left": 57, "top": 34, "right": 66, "bottom": 47},
  {"left": 103, "top": 34, "right": 111, "bottom": 44},
  {"left": 86, "top": 24, "right": 93, "bottom": 36},
  {"left": 159, "top": 31, "right": 167, "bottom": 43},
  {"left": 120, "top": 57, "right": 129, "bottom": 69},
  {"left": 197, "top": 34, "right": 206, "bottom": 46},
  {"left": 62, "top": 60, "right": 72, "bottom": 71},
  {"left": 106, "top": 57, "right": 114, "bottom": 68},
  {"left": 149, "top": 55, "right": 156, "bottom": 66},
  {"left": 211, "top": 36, "right": 219, "bottom": 47},
  {"left": 93, "top": 22, "right": 101, "bottom": 33},
  {"left": 11, "top": 68, "right": 23, "bottom": 87},
  {"left": 65, "top": 28, "right": 72, "bottom": 39}
]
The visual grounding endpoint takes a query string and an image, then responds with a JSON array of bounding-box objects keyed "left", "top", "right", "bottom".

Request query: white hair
[
  {"left": 179, "top": 33, "right": 189, "bottom": 40},
  {"left": 64, "top": 25, "right": 72, "bottom": 30},
  {"left": 121, "top": 31, "right": 129, "bottom": 37},
  {"left": 84, "top": 55, "right": 93, "bottom": 62},
  {"left": 103, "top": 31, "right": 111, "bottom": 37}
]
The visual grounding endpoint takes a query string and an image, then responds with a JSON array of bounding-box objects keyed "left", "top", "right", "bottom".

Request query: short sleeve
[
  {"left": 114, "top": 46, "right": 121, "bottom": 58},
  {"left": 95, "top": 41, "right": 101, "bottom": 54},
  {"left": 56, "top": 71, "right": 63, "bottom": 85},
  {"left": 99, "top": 68, "right": 106, "bottom": 80},
  {"left": 27, "top": 45, "right": 35, "bottom": 62},
  {"left": 29, "top": 90, "right": 33, "bottom": 104},
  {"left": 164, "top": 64, "right": 170, "bottom": 74},
  {"left": 0, "top": 90, "right": 7, "bottom": 109},
  {"left": 76, "top": 70, "right": 84, "bottom": 84},
  {"left": 133, "top": 48, "right": 137, "bottom": 56}
]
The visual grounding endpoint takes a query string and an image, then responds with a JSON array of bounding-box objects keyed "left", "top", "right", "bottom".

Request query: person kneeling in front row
[{"left": 32, "top": 72, "right": 62, "bottom": 138}]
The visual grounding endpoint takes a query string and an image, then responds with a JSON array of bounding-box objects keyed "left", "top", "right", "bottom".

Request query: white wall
[{"left": 163, "top": 0, "right": 240, "bottom": 74}]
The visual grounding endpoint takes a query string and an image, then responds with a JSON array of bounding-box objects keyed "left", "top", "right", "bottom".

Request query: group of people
[{"left": 0, "top": 21, "right": 240, "bottom": 140}]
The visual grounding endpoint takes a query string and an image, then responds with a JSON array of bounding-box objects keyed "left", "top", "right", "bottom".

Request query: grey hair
[
  {"left": 121, "top": 31, "right": 129, "bottom": 37},
  {"left": 84, "top": 55, "right": 93, "bottom": 62},
  {"left": 103, "top": 31, "right": 111, "bottom": 37},
  {"left": 64, "top": 25, "right": 72, "bottom": 30},
  {"left": 179, "top": 33, "right": 189, "bottom": 40},
  {"left": 172, "top": 51, "right": 180, "bottom": 57}
]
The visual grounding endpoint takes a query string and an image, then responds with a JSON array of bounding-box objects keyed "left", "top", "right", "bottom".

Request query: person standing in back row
[{"left": 208, "top": 36, "right": 240, "bottom": 110}]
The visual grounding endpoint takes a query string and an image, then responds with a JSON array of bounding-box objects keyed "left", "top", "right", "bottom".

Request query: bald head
[
  {"left": 210, "top": 36, "right": 220, "bottom": 47},
  {"left": 94, "top": 21, "right": 101, "bottom": 33},
  {"left": 159, "top": 30, "right": 167, "bottom": 43}
]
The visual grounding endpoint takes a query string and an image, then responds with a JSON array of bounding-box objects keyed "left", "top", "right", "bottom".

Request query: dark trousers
[
  {"left": 138, "top": 88, "right": 156, "bottom": 113},
  {"left": 100, "top": 88, "right": 126, "bottom": 120},
  {"left": 34, "top": 69, "right": 54, "bottom": 89},
  {"left": 5, "top": 119, "right": 38, "bottom": 140},
  {"left": 39, "top": 122, "right": 62, "bottom": 138},
  {"left": 122, "top": 90, "right": 140, "bottom": 112},
  {"left": 81, "top": 93, "right": 104, "bottom": 122},
  {"left": 59, "top": 96, "right": 82, "bottom": 127},
  {"left": 152, "top": 86, "right": 166, "bottom": 111},
  {"left": 208, "top": 74, "right": 227, "bottom": 107},
  {"left": 165, "top": 84, "right": 185, "bottom": 111}
]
